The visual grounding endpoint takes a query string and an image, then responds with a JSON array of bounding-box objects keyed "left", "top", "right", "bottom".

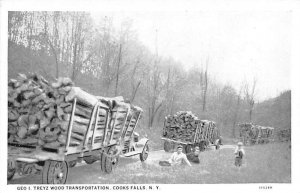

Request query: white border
[{"left": 1, "top": 0, "right": 300, "bottom": 193}]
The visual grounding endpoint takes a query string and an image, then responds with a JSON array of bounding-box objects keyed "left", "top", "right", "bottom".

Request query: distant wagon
[
  {"left": 161, "top": 111, "right": 221, "bottom": 153},
  {"left": 238, "top": 123, "right": 274, "bottom": 145}
]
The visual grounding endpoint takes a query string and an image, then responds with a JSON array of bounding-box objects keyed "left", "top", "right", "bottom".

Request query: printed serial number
[{"left": 259, "top": 186, "right": 272, "bottom": 190}]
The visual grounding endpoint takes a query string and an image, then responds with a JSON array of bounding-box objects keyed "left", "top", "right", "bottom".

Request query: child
[{"left": 234, "top": 142, "right": 245, "bottom": 167}]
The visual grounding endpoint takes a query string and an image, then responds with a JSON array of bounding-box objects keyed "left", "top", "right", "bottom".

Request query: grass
[
  {"left": 9, "top": 142, "right": 290, "bottom": 184},
  {"left": 69, "top": 142, "right": 291, "bottom": 184}
]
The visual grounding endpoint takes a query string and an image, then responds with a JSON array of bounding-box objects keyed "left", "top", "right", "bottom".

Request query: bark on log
[
  {"left": 63, "top": 114, "right": 90, "bottom": 125},
  {"left": 65, "top": 87, "right": 98, "bottom": 107},
  {"left": 59, "top": 120, "right": 88, "bottom": 135},
  {"left": 7, "top": 73, "right": 144, "bottom": 149},
  {"left": 63, "top": 104, "right": 92, "bottom": 118}
]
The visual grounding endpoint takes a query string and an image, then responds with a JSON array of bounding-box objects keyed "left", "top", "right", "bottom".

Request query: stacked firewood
[
  {"left": 238, "top": 123, "right": 275, "bottom": 144},
  {"left": 7, "top": 73, "right": 105, "bottom": 149},
  {"left": 199, "top": 120, "right": 218, "bottom": 141},
  {"left": 163, "top": 111, "right": 200, "bottom": 142}
]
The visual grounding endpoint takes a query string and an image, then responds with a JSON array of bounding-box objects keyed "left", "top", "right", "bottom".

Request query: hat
[{"left": 237, "top": 142, "right": 243, "bottom": 146}]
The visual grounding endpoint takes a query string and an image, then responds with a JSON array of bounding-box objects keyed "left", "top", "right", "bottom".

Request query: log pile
[
  {"left": 162, "top": 111, "right": 200, "bottom": 142},
  {"left": 199, "top": 120, "right": 218, "bottom": 142},
  {"left": 7, "top": 73, "right": 105, "bottom": 149},
  {"left": 238, "top": 123, "right": 275, "bottom": 145}
]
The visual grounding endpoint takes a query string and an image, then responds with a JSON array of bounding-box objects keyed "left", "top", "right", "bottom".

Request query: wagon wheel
[
  {"left": 68, "top": 160, "right": 77, "bottom": 168},
  {"left": 42, "top": 160, "right": 68, "bottom": 184},
  {"left": 163, "top": 141, "right": 172, "bottom": 152},
  {"left": 139, "top": 143, "right": 149, "bottom": 162},
  {"left": 101, "top": 146, "right": 119, "bottom": 174},
  {"left": 7, "top": 159, "right": 16, "bottom": 180},
  {"left": 84, "top": 156, "right": 98, "bottom": 164},
  {"left": 185, "top": 144, "right": 192, "bottom": 153}
]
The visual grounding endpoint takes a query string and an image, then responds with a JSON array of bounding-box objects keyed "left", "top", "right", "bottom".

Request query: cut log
[
  {"left": 63, "top": 114, "right": 90, "bottom": 125},
  {"left": 64, "top": 104, "right": 92, "bottom": 118},
  {"left": 28, "top": 124, "right": 39, "bottom": 134},
  {"left": 8, "top": 124, "right": 18, "bottom": 134},
  {"left": 32, "top": 93, "right": 47, "bottom": 104},
  {"left": 60, "top": 102, "right": 71, "bottom": 109},
  {"left": 23, "top": 91, "right": 36, "bottom": 99},
  {"left": 163, "top": 111, "right": 201, "bottom": 142},
  {"left": 65, "top": 87, "right": 98, "bottom": 107},
  {"left": 17, "top": 115, "right": 29, "bottom": 127},
  {"left": 39, "top": 117, "right": 50, "bottom": 129},
  {"left": 7, "top": 73, "right": 144, "bottom": 150},
  {"left": 59, "top": 133, "right": 84, "bottom": 143},
  {"left": 17, "top": 127, "right": 27, "bottom": 139},
  {"left": 55, "top": 95, "right": 65, "bottom": 105},
  {"left": 57, "top": 106, "right": 64, "bottom": 120},
  {"left": 8, "top": 79, "right": 19, "bottom": 88},
  {"left": 43, "top": 141, "right": 61, "bottom": 149},
  {"left": 33, "top": 88, "right": 43, "bottom": 95},
  {"left": 8, "top": 109, "right": 20, "bottom": 121},
  {"left": 44, "top": 108, "right": 55, "bottom": 119},
  {"left": 59, "top": 121, "right": 88, "bottom": 135}
]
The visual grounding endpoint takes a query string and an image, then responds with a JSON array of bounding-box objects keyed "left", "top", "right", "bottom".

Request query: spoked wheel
[
  {"left": 7, "top": 159, "right": 16, "bottom": 180},
  {"left": 42, "top": 160, "right": 68, "bottom": 184},
  {"left": 68, "top": 160, "right": 77, "bottom": 168},
  {"left": 139, "top": 143, "right": 149, "bottom": 162},
  {"left": 163, "top": 141, "right": 172, "bottom": 152},
  {"left": 101, "top": 146, "right": 119, "bottom": 174}
]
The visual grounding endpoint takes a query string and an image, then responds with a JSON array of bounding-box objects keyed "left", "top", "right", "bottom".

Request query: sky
[{"left": 92, "top": 10, "right": 292, "bottom": 101}]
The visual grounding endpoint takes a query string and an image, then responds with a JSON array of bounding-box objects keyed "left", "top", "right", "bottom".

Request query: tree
[
  {"left": 200, "top": 57, "right": 209, "bottom": 112},
  {"left": 232, "top": 86, "right": 242, "bottom": 138},
  {"left": 243, "top": 78, "right": 257, "bottom": 122}
]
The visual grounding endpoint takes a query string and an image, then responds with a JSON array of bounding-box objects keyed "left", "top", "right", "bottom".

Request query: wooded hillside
[{"left": 7, "top": 11, "right": 291, "bottom": 139}]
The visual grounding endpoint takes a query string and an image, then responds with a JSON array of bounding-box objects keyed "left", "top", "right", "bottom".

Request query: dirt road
[{"left": 8, "top": 145, "right": 235, "bottom": 184}]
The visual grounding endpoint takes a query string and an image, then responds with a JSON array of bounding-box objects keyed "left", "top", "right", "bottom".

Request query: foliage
[{"left": 7, "top": 11, "right": 291, "bottom": 139}]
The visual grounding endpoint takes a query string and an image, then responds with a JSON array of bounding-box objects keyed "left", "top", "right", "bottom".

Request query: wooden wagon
[
  {"left": 162, "top": 119, "right": 221, "bottom": 153},
  {"left": 238, "top": 123, "right": 274, "bottom": 145},
  {"left": 8, "top": 94, "right": 148, "bottom": 184}
]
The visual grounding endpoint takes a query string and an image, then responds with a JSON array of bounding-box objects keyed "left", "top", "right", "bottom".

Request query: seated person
[
  {"left": 159, "top": 145, "right": 192, "bottom": 167},
  {"left": 186, "top": 146, "right": 200, "bottom": 164}
]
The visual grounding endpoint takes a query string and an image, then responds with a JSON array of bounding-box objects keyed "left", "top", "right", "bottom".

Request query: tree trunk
[{"left": 114, "top": 44, "right": 122, "bottom": 96}]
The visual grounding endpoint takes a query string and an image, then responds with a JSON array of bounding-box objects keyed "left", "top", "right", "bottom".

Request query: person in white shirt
[
  {"left": 167, "top": 145, "right": 192, "bottom": 167},
  {"left": 234, "top": 142, "right": 245, "bottom": 167}
]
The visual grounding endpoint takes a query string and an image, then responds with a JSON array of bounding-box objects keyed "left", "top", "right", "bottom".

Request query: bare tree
[
  {"left": 200, "top": 57, "right": 209, "bottom": 112},
  {"left": 147, "top": 65, "right": 164, "bottom": 129},
  {"left": 114, "top": 44, "right": 122, "bottom": 96},
  {"left": 244, "top": 78, "right": 257, "bottom": 122},
  {"left": 146, "top": 29, "right": 165, "bottom": 129},
  {"left": 130, "top": 58, "right": 142, "bottom": 102},
  {"left": 232, "top": 86, "right": 242, "bottom": 138}
]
